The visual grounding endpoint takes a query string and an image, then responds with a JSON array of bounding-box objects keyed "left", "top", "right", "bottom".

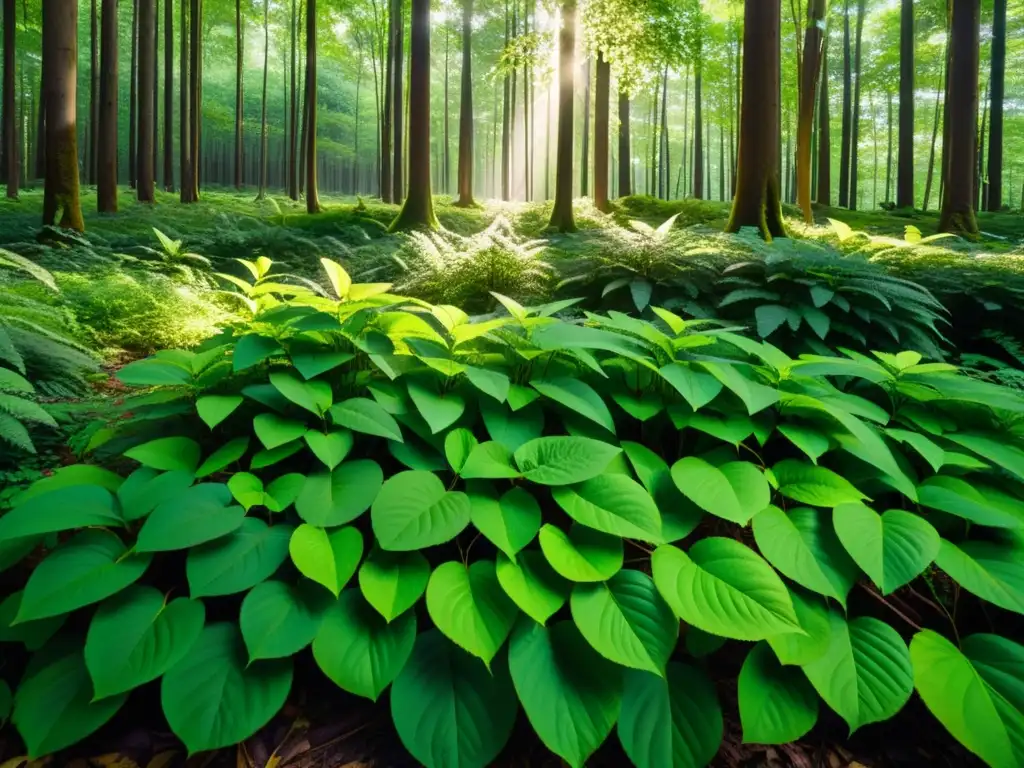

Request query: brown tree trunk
[
  {"left": 2, "top": 0, "right": 18, "bottom": 197},
  {"left": 129, "top": 0, "right": 138, "bottom": 188},
  {"left": 581, "top": 57, "right": 590, "bottom": 196},
  {"left": 796, "top": 0, "right": 827, "bottom": 224},
  {"left": 380, "top": 0, "right": 393, "bottom": 202},
  {"left": 500, "top": 0, "right": 509, "bottom": 201},
  {"left": 660, "top": 65, "right": 668, "bottom": 199},
  {"left": 454, "top": 0, "right": 474, "bottom": 206},
  {"left": 152, "top": 0, "right": 158, "bottom": 182},
  {"left": 693, "top": 67, "right": 703, "bottom": 199},
  {"left": 817, "top": 39, "right": 831, "bottom": 205},
  {"left": 287, "top": 0, "right": 298, "bottom": 197},
  {"left": 848, "top": 0, "right": 865, "bottom": 210},
  {"left": 34, "top": 69, "right": 45, "bottom": 179},
  {"left": 922, "top": 44, "right": 944, "bottom": 212},
  {"left": 547, "top": 0, "right": 576, "bottom": 232},
  {"left": 137, "top": 0, "right": 155, "bottom": 202},
  {"left": 896, "top": 0, "right": 914, "bottom": 208},
  {"left": 97, "top": 0, "right": 118, "bottom": 211},
  {"left": 593, "top": 52, "right": 609, "bottom": 212},
  {"left": 234, "top": 0, "right": 243, "bottom": 190},
  {"left": 885, "top": 90, "right": 893, "bottom": 204},
  {"left": 180, "top": 0, "right": 192, "bottom": 202},
  {"left": 617, "top": 91, "right": 630, "bottom": 197},
  {"left": 939, "top": 0, "right": 979, "bottom": 236},
  {"left": 986, "top": 0, "right": 1005, "bottom": 211},
  {"left": 89, "top": 0, "right": 97, "bottom": 184},
  {"left": 304, "top": 0, "right": 320, "bottom": 212},
  {"left": 392, "top": 0, "right": 403, "bottom": 203},
  {"left": 256, "top": 0, "right": 269, "bottom": 200},
  {"left": 42, "top": 0, "right": 84, "bottom": 231},
  {"left": 838, "top": 0, "right": 851, "bottom": 207},
  {"left": 163, "top": 0, "right": 173, "bottom": 190},
  {"left": 189, "top": 0, "right": 200, "bottom": 199},
  {"left": 726, "top": 0, "right": 784, "bottom": 240}
]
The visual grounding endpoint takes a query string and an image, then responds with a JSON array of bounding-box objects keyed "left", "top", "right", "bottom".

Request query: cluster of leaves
[{"left": 1, "top": 256, "right": 1024, "bottom": 767}]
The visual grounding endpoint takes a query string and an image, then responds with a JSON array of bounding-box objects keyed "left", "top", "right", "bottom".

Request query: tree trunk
[
  {"left": 152, "top": 0, "right": 158, "bottom": 183},
  {"left": 392, "top": 0, "right": 404, "bottom": 202},
  {"left": 2, "top": 0, "right": 18, "bottom": 197},
  {"left": 838, "top": 0, "right": 851, "bottom": 207},
  {"left": 922, "top": 52, "right": 943, "bottom": 212},
  {"left": 986, "top": 0, "right": 1005, "bottom": 211},
  {"left": 660, "top": 65, "right": 668, "bottom": 200},
  {"left": 617, "top": 91, "right": 630, "bottom": 196},
  {"left": 727, "top": 0, "right": 784, "bottom": 240},
  {"left": 895, "top": 0, "right": 914, "bottom": 208},
  {"left": 129, "top": 0, "right": 138, "bottom": 188},
  {"left": 500, "top": 0, "right": 509, "bottom": 201},
  {"left": 180, "top": 0, "right": 192, "bottom": 202},
  {"left": 42, "top": 0, "right": 84, "bottom": 230},
  {"left": 189, "top": 0, "right": 201, "bottom": 198},
  {"left": 581, "top": 57, "right": 590, "bottom": 196},
  {"left": 885, "top": 90, "right": 893, "bottom": 204},
  {"left": 389, "top": 0, "right": 435, "bottom": 230},
  {"left": 796, "top": 0, "right": 827, "bottom": 223},
  {"left": 454, "top": 0, "right": 474, "bottom": 206},
  {"left": 816, "top": 40, "right": 831, "bottom": 205},
  {"left": 256, "top": 0, "right": 269, "bottom": 200},
  {"left": 96, "top": 0, "right": 117, "bottom": 210},
  {"left": 693, "top": 67, "right": 703, "bottom": 198},
  {"left": 593, "top": 52, "right": 609, "bottom": 212},
  {"left": 939, "top": 0, "right": 979, "bottom": 236},
  {"left": 849, "top": 0, "right": 865, "bottom": 210},
  {"left": 381, "top": 0, "right": 393, "bottom": 202},
  {"left": 524, "top": 0, "right": 531, "bottom": 201},
  {"left": 547, "top": 0, "right": 576, "bottom": 232},
  {"left": 304, "top": 0, "right": 320, "bottom": 212},
  {"left": 163, "top": 0, "right": 173, "bottom": 190},
  {"left": 234, "top": 0, "right": 243, "bottom": 190},
  {"left": 977, "top": 79, "right": 987, "bottom": 211},
  {"left": 137, "top": 0, "right": 155, "bottom": 202},
  {"left": 88, "top": 0, "right": 97, "bottom": 184},
  {"left": 35, "top": 69, "right": 45, "bottom": 179}
]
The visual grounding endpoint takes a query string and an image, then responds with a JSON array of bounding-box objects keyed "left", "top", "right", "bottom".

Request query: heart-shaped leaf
[
  {"left": 468, "top": 482, "right": 541, "bottom": 561},
  {"left": 288, "top": 525, "right": 363, "bottom": 596},
  {"left": 738, "top": 642, "right": 818, "bottom": 744},
  {"left": 553, "top": 474, "right": 663, "bottom": 543},
  {"left": 371, "top": 470, "right": 471, "bottom": 551},
  {"left": 303, "top": 429, "right": 354, "bottom": 469},
  {"left": 833, "top": 503, "right": 939, "bottom": 594},
  {"left": 407, "top": 379, "right": 466, "bottom": 434},
  {"left": 294, "top": 460, "right": 383, "bottom": 526},
  {"left": 187, "top": 519, "right": 293, "bottom": 597},
  {"left": 253, "top": 413, "right": 308, "bottom": 450},
  {"left": 514, "top": 436, "right": 622, "bottom": 486},
  {"left": 329, "top": 398, "right": 404, "bottom": 441},
  {"left": 240, "top": 580, "right": 332, "bottom": 661},
  {"left": 670, "top": 457, "right": 769, "bottom": 525},
  {"left": 358, "top": 547, "right": 431, "bottom": 622},
  {"left": 538, "top": 523, "right": 623, "bottom": 582},
  {"left": 495, "top": 550, "right": 570, "bottom": 625}
]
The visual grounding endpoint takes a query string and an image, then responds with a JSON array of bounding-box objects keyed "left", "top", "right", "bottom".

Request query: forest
[{"left": 2, "top": 0, "right": 1024, "bottom": 766}]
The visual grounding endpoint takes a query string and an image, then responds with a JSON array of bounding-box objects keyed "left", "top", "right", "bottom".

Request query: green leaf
[
  {"left": 623, "top": 442, "right": 703, "bottom": 542},
  {"left": 670, "top": 457, "right": 770, "bottom": 525},
  {"left": 16, "top": 531, "right": 152, "bottom": 623},
  {"left": 465, "top": 365, "right": 511, "bottom": 402},
  {"left": 553, "top": 474, "right": 663, "bottom": 543},
  {"left": 196, "top": 437, "right": 249, "bottom": 478},
  {"left": 358, "top": 547, "right": 431, "bottom": 622},
  {"left": 468, "top": 483, "right": 541, "bottom": 560},
  {"left": 886, "top": 428, "right": 945, "bottom": 472},
  {"left": 291, "top": 350, "right": 354, "bottom": 379},
  {"left": 461, "top": 441, "right": 522, "bottom": 479},
  {"left": 911, "top": 630, "right": 1024, "bottom": 768},
  {"left": 617, "top": 662, "right": 722, "bottom": 768},
  {"left": 196, "top": 395, "right": 243, "bottom": 429},
  {"left": 495, "top": 550, "right": 570, "bottom": 625},
  {"left": 532, "top": 377, "right": 616, "bottom": 433},
  {"left": 250, "top": 440, "right": 303, "bottom": 469},
  {"left": 117, "top": 468, "right": 196, "bottom": 522},
  {"left": 85, "top": 586, "right": 205, "bottom": 699},
  {"left": 12, "top": 465, "right": 123, "bottom": 503},
  {"left": 651, "top": 539, "right": 800, "bottom": 640},
  {"left": 752, "top": 506, "right": 859, "bottom": 606},
  {"left": 314, "top": 589, "right": 416, "bottom": 700},
  {"left": 125, "top": 436, "right": 201, "bottom": 473},
  {"left": 390, "top": 437, "right": 447, "bottom": 471},
  {"left": 0, "top": 486, "right": 120, "bottom": 542},
  {"left": 658, "top": 363, "right": 723, "bottom": 410},
  {"left": 538, "top": 523, "right": 623, "bottom": 582},
  {"left": 832, "top": 503, "right": 939, "bottom": 594},
  {"left": 570, "top": 570, "right": 678, "bottom": 675},
  {"left": 703, "top": 362, "right": 779, "bottom": 415},
  {"left": 320, "top": 257, "right": 352, "bottom": 298},
  {"left": 228, "top": 472, "right": 264, "bottom": 510},
  {"left": 233, "top": 334, "right": 283, "bottom": 371},
  {"left": 160, "top": 623, "right": 292, "bottom": 754},
  {"left": 294, "top": 461, "right": 383, "bottom": 526},
  {"left": 269, "top": 371, "right": 332, "bottom": 415},
  {"left": 509, "top": 620, "right": 622, "bottom": 768},
  {"left": 444, "top": 428, "right": 478, "bottom": 473},
  {"left": 392, "top": 629, "right": 517, "bottom": 768},
  {"left": 772, "top": 459, "right": 868, "bottom": 506},
  {"left": 187, "top": 519, "right": 293, "bottom": 597},
  {"left": 289, "top": 525, "right": 363, "bottom": 597},
  {"left": 136, "top": 484, "right": 245, "bottom": 552},
  {"left": 738, "top": 642, "right": 818, "bottom": 744},
  {"left": 253, "top": 413, "right": 307, "bottom": 450},
  {"left": 371, "top": 470, "right": 471, "bottom": 551},
  {"left": 801, "top": 611, "right": 912, "bottom": 733},
  {"left": 611, "top": 390, "right": 664, "bottom": 421},
  {"left": 240, "top": 580, "right": 331, "bottom": 661},
  {"left": 766, "top": 588, "right": 832, "bottom": 666},
  {"left": 117, "top": 359, "right": 192, "bottom": 386},
  {"left": 917, "top": 475, "right": 1023, "bottom": 528},
  {"left": 0, "top": 592, "right": 65, "bottom": 650},
  {"left": 946, "top": 433, "right": 1024, "bottom": 483},
  {"left": 13, "top": 645, "right": 127, "bottom": 758},
  {"left": 426, "top": 560, "right": 519, "bottom": 666},
  {"left": 329, "top": 397, "right": 404, "bottom": 441},
  {"left": 300, "top": 431, "right": 352, "bottom": 472},
  {"left": 406, "top": 379, "right": 466, "bottom": 434},
  {"left": 935, "top": 539, "right": 1024, "bottom": 614},
  {"left": 778, "top": 424, "right": 831, "bottom": 463},
  {"left": 514, "top": 436, "right": 622, "bottom": 485},
  {"left": 265, "top": 473, "right": 304, "bottom": 512},
  {"left": 480, "top": 398, "right": 543, "bottom": 452}
]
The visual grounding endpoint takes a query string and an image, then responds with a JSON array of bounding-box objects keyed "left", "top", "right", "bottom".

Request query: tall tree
[
  {"left": 896, "top": 0, "right": 914, "bottom": 208},
  {"left": 256, "top": 0, "right": 269, "bottom": 199},
  {"left": 188, "top": 0, "right": 200, "bottom": 198},
  {"left": 42, "top": 0, "right": 84, "bottom": 230},
  {"left": 97, "top": 0, "right": 118, "bottom": 211},
  {"left": 796, "top": 0, "right": 828, "bottom": 224},
  {"left": 885, "top": 90, "right": 893, "bottom": 203},
  {"left": 581, "top": 57, "right": 590, "bottom": 196},
  {"left": 692, "top": 63, "right": 703, "bottom": 198},
  {"left": 617, "top": 92, "right": 630, "bottom": 196},
  {"left": 816, "top": 38, "right": 831, "bottom": 204},
  {"left": 500, "top": 0, "right": 510, "bottom": 200},
  {"left": 163, "top": 0, "right": 173, "bottom": 190},
  {"left": 443, "top": 22, "right": 450, "bottom": 194},
  {"left": 389, "top": 0, "right": 435, "bottom": 229},
  {"left": 137, "top": 0, "right": 155, "bottom": 202},
  {"left": 848, "top": 0, "right": 865, "bottom": 210},
  {"left": 392, "top": 0, "right": 403, "bottom": 202},
  {"left": 593, "top": 52, "right": 610, "bottom": 211},
  {"left": 2, "top": 0, "right": 17, "bottom": 198},
  {"left": 288, "top": 0, "right": 298, "bottom": 198},
  {"left": 304, "top": 0, "right": 320, "bottom": 212},
  {"left": 726, "top": 0, "right": 784, "bottom": 240},
  {"left": 180, "top": 0, "right": 193, "bottom": 202},
  {"left": 938, "top": 0, "right": 979, "bottom": 235},
  {"left": 548, "top": 0, "right": 576, "bottom": 231},
  {"left": 129, "top": 0, "right": 138, "bottom": 188},
  {"left": 234, "top": 0, "right": 243, "bottom": 189},
  {"left": 89, "top": 0, "right": 98, "bottom": 183},
  {"left": 454, "top": 0, "right": 475, "bottom": 206},
  {"left": 986, "top": 0, "right": 1005, "bottom": 211},
  {"left": 838, "top": 0, "right": 851, "bottom": 207}
]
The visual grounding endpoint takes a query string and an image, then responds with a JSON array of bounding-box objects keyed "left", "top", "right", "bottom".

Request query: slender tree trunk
[
  {"left": 392, "top": 0, "right": 404, "bottom": 202},
  {"left": 581, "top": 57, "right": 590, "bottom": 196},
  {"left": 547, "top": 0, "right": 576, "bottom": 232},
  {"left": 796, "top": 0, "right": 827, "bottom": 223},
  {"left": 152, "top": 0, "right": 158, "bottom": 182},
  {"left": 87, "top": 0, "right": 97, "bottom": 184},
  {"left": 287, "top": 0, "right": 297, "bottom": 197},
  {"left": 97, "top": 0, "right": 117, "bottom": 210},
  {"left": 190, "top": 0, "right": 201, "bottom": 198},
  {"left": 42, "top": 0, "right": 84, "bottom": 230},
  {"left": 885, "top": 90, "right": 893, "bottom": 204},
  {"left": 129, "top": 0, "right": 138, "bottom": 188},
  {"left": 681, "top": 65, "right": 689, "bottom": 197},
  {"left": 987, "top": 0, "right": 1005, "bottom": 211},
  {"left": 922, "top": 55, "right": 943, "bottom": 212},
  {"left": 817, "top": 40, "right": 831, "bottom": 205},
  {"left": 939, "top": 0, "right": 979, "bottom": 236},
  {"left": 180, "top": 0, "right": 192, "bottom": 202},
  {"left": 895, "top": 0, "right": 914, "bottom": 208},
  {"left": 617, "top": 91, "right": 630, "bottom": 197},
  {"left": 381, "top": 0, "right": 393, "bottom": 202},
  {"left": 838, "top": 0, "right": 851, "bottom": 207},
  {"left": 977, "top": 79, "right": 988, "bottom": 211},
  {"left": 693, "top": 67, "right": 703, "bottom": 198},
  {"left": 304, "top": 0, "right": 320, "bottom": 212},
  {"left": 441, "top": 24, "right": 449, "bottom": 194},
  {"left": 2, "top": 0, "right": 17, "bottom": 197},
  {"left": 234, "top": 0, "right": 244, "bottom": 189},
  {"left": 454, "top": 0, "right": 474, "bottom": 206},
  {"left": 660, "top": 65, "right": 668, "bottom": 200},
  {"left": 870, "top": 89, "right": 878, "bottom": 209},
  {"left": 256, "top": 0, "right": 269, "bottom": 200},
  {"left": 500, "top": 0, "right": 510, "bottom": 200},
  {"left": 163, "top": 0, "right": 173, "bottom": 190},
  {"left": 524, "top": 0, "right": 531, "bottom": 201},
  {"left": 136, "top": 0, "right": 155, "bottom": 202},
  {"left": 727, "top": 0, "right": 784, "bottom": 240},
  {"left": 849, "top": 0, "right": 865, "bottom": 210},
  {"left": 594, "top": 52, "right": 609, "bottom": 211},
  {"left": 718, "top": 122, "right": 724, "bottom": 202},
  {"left": 35, "top": 63, "right": 45, "bottom": 179}
]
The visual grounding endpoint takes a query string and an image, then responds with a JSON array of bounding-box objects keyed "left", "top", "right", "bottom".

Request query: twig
[{"left": 858, "top": 583, "right": 924, "bottom": 632}]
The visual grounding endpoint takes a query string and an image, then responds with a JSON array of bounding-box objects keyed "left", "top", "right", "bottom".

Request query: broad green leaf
[
  {"left": 772, "top": 459, "right": 868, "bottom": 506},
  {"left": 117, "top": 358, "right": 192, "bottom": 386},
  {"left": 480, "top": 398, "right": 543, "bottom": 452},
  {"left": 0, "top": 486, "right": 120, "bottom": 542},
  {"left": 124, "top": 436, "right": 201, "bottom": 473},
  {"left": 461, "top": 441, "right": 522, "bottom": 479},
  {"left": 766, "top": 588, "right": 832, "bottom": 666},
  {"left": 670, "top": 457, "right": 770, "bottom": 525},
  {"left": 187, "top": 519, "right": 293, "bottom": 597},
  {"left": 833, "top": 503, "right": 939, "bottom": 594},
  {"left": 754, "top": 304, "right": 788, "bottom": 337},
  {"left": 917, "top": 475, "right": 1023, "bottom": 528},
  {"left": 531, "top": 377, "right": 616, "bottom": 433},
  {"left": 85, "top": 586, "right": 205, "bottom": 699},
  {"left": 553, "top": 474, "right": 663, "bottom": 543},
  {"left": 264, "top": 473, "right": 304, "bottom": 512},
  {"left": 196, "top": 437, "right": 249, "bottom": 478},
  {"left": 329, "top": 398, "right": 404, "bottom": 441},
  {"left": 509, "top": 620, "right": 622, "bottom": 768},
  {"left": 622, "top": 442, "right": 703, "bottom": 542},
  {"left": 288, "top": 525, "right": 363, "bottom": 597},
  {"left": 16, "top": 531, "right": 152, "bottom": 623},
  {"left": 250, "top": 440, "right": 303, "bottom": 469},
  {"left": 778, "top": 424, "right": 830, "bottom": 463},
  {"left": 738, "top": 642, "right": 818, "bottom": 744},
  {"left": 801, "top": 611, "right": 912, "bottom": 732},
  {"left": 118, "top": 469, "right": 197, "bottom": 522},
  {"left": 702, "top": 362, "right": 779, "bottom": 415},
  {"left": 240, "top": 580, "right": 331, "bottom": 661},
  {"left": 303, "top": 429, "right": 354, "bottom": 469},
  {"left": 196, "top": 395, "right": 243, "bottom": 429},
  {"left": 0, "top": 592, "right": 65, "bottom": 650},
  {"left": 228, "top": 472, "right": 264, "bottom": 510},
  {"left": 935, "top": 538, "right": 1024, "bottom": 614},
  {"left": 513, "top": 436, "right": 622, "bottom": 485},
  {"left": 611, "top": 390, "right": 664, "bottom": 421},
  {"left": 407, "top": 380, "right": 466, "bottom": 434},
  {"left": 294, "top": 460, "right": 383, "bottom": 526},
  {"left": 618, "top": 662, "right": 722, "bottom": 768},
  {"left": 269, "top": 371, "right": 332, "bottom": 415},
  {"left": 314, "top": 589, "right": 416, "bottom": 700},
  {"left": 464, "top": 365, "right": 511, "bottom": 402},
  {"left": 233, "top": 334, "right": 283, "bottom": 371},
  {"left": 946, "top": 433, "right": 1024, "bottom": 483},
  {"left": 253, "top": 413, "right": 307, "bottom": 450},
  {"left": 752, "top": 506, "right": 859, "bottom": 605},
  {"left": 651, "top": 539, "right": 799, "bottom": 640},
  {"left": 911, "top": 630, "right": 1024, "bottom": 768},
  {"left": 358, "top": 547, "right": 431, "bottom": 621},
  {"left": 538, "top": 523, "right": 623, "bottom": 582},
  {"left": 136, "top": 484, "right": 244, "bottom": 552},
  {"left": 468, "top": 483, "right": 541, "bottom": 560},
  {"left": 570, "top": 570, "right": 678, "bottom": 675},
  {"left": 371, "top": 470, "right": 471, "bottom": 551},
  {"left": 11, "top": 465, "right": 123, "bottom": 503},
  {"left": 160, "top": 623, "right": 292, "bottom": 754},
  {"left": 392, "top": 629, "right": 517, "bottom": 768},
  {"left": 320, "top": 257, "right": 352, "bottom": 298},
  {"left": 495, "top": 550, "right": 570, "bottom": 625},
  {"left": 886, "top": 428, "right": 944, "bottom": 472},
  {"left": 426, "top": 560, "right": 519, "bottom": 666},
  {"left": 444, "top": 428, "right": 478, "bottom": 473},
  {"left": 658, "top": 363, "right": 723, "bottom": 410},
  {"left": 291, "top": 350, "right": 354, "bottom": 379}
]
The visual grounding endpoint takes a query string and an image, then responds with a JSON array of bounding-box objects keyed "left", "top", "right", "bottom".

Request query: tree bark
[
  {"left": 816, "top": 38, "right": 830, "bottom": 205},
  {"left": 42, "top": 0, "right": 84, "bottom": 230},
  {"left": 939, "top": 0, "right": 979, "bottom": 236},
  {"left": 2, "top": 0, "right": 18, "bottom": 197},
  {"left": 838, "top": 0, "right": 851, "bottom": 207},
  {"left": 986, "top": 0, "right": 1005, "bottom": 210},
  {"left": 693, "top": 67, "right": 703, "bottom": 198},
  {"left": 129, "top": 0, "right": 138, "bottom": 188},
  {"left": 163, "top": 0, "right": 173, "bottom": 190},
  {"left": 304, "top": 0, "right": 320, "bottom": 212},
  {"left": 977, "top": 79, "right": 987, "bottom": 211},
  {"left": 180, "top": 0, "right": 192, "bottom": 202},
  {"left": 848, "top": 0, "right": 865, "bottom": 210},
  {"left": 660, "top": 65, "right": 668, "bottom": 200},
  {"left": 547, "top": 0, "right": 576, "bottom": 231},
  {"left": 256, "top": 0, "right": 269, "bottom": 200},
  {"left": 234, "top": 0, "right": 243, "bottom": 190},
  {"left": 500, "top": 0, "right": 510, "bottom": 200},
  {"left": 593, "top": 52, "right": 609, "bottom": 211},
  {"left": 726, "top": 0, "right": 784, "bottom": 240},
  {"left": 617, "top": 91, "right": 630, "bottom": 197},
  {"left": 885, "top": 90, "right": 893, "bottom": 204},
  {"left": 392, "top": 0, "right": 404, "bottom": 202},
  {"left": 896, "top": 0, "right": 914, "bottom": 208},
  {"left": 88, "top": 0, "right": 97, "bottom": 184},
  {"left": 189, "top": 0, "right": 200, "bottom": 199},
  {"left": 581, "top": 57, "right": 590, "bottom": 196},
  {"left": 97, "top": 0, "right": 117, "bottom": 210},
  {"left": 152, "top": 0, "right": 158, "bottom": 183},
  {"left": 796, "top": 0, "right": 827, "bottom": 223},
  {"left": 137, "top": 0, "right": 154, "bottom": 202},
  {"left": 454, "top": 0, "right": 475, "bottom": 206}
]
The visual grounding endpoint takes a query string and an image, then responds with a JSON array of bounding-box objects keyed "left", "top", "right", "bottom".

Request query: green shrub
[{"left": 3, "top": 257, "right": 1024, "bottom": 766}]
